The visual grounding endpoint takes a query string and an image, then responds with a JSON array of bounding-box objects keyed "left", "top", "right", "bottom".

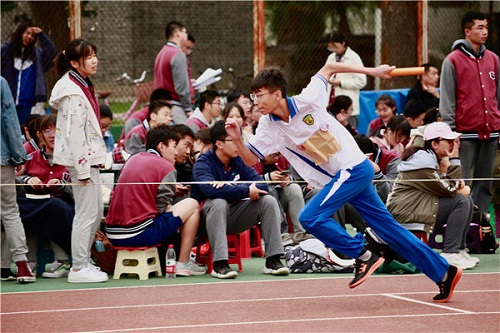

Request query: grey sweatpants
[
  {"left": 202, "top": 195, "right": 283, "bottom": 262},
  {"left": 277, "top": 183, "right": 306, "bottom": 233},
  {"left": 460, "top": 138, "right": 497, "bottom": 213},
  {"left": 67, "top": 167, "right": 103, "bottom": 269},
  {"left": 436, "top": 194, "right": 474, "bottom": 253},
  {"left": 0, "top": 165, "right": 28, "bottom": 262}
]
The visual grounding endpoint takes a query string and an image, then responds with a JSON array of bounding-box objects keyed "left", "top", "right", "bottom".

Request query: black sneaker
[
  {"left": 264, "top": 255, "right": 290, "bottom": 276},
  {"left": 433, "top": 265, "right": 462, "bottom": 303},
  {"left": 211, "top": 261, "right": 238, "bottom": 279},
  {"left": 1, "top": 268, "right": 16, "bottom": 281},
  {"left": 349, "top": 252, "right": 384, "bottom": 289}
]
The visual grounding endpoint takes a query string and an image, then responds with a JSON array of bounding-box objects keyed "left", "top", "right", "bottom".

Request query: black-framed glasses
[{"left": 250, "top": 92, "right": 272, "bottom": 101}]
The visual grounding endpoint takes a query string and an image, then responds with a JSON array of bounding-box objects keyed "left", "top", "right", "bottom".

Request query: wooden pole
[
  {"left": 69, "top": 0, "right": 82, "bottom": 40},
  {"left": 253, "top": 0, "right": 265, "bottom": 76}
]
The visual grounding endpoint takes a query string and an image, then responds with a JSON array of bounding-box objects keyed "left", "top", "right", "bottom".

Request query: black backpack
[{"left": 472, "top": 206, "right": 498, "bottom": 254}]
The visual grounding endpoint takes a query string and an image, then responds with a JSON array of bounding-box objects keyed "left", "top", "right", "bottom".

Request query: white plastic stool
[{"left": 113, "top": 245, "right": 162, "bottom": 280}]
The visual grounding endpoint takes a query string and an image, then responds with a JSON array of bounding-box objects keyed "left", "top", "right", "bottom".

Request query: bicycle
[{"left": 114, "top": 70, "right": 154, "bottom": 120}]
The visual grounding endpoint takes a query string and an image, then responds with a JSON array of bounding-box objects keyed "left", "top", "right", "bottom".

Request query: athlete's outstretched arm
[
  {"left": 225, "top": 120, "right": 259, "bottom": 166},
  {"left": 318, "top": 63, "right": 395, "bottom": 82}
]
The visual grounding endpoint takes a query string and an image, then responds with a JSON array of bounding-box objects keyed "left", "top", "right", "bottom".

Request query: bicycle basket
[{"left": 133, "top": 81, "right": 155, "bottom": 104}]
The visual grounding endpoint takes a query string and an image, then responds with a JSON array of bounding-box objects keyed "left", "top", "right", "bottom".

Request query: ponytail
[{"left": 53, "top": 50, "right": 69, "bottom": 77}]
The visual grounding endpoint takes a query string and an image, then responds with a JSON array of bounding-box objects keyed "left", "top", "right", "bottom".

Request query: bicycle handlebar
[{"left": 116, "top": 70, "right": 148, "bottom": 84}]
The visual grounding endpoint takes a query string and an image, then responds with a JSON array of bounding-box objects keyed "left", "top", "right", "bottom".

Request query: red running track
[{"left": 1, "top": 273, "right": 499, "bottom": 332}]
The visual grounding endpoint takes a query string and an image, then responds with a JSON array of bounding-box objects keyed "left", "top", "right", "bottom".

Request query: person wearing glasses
[
  {"left": 190, "top": 120, "right": 289, "bottom": 279},
  {"left": 154, "top": 21, "right": 192, "bottom": 124},
  {"left": 185, "top": 90, "right": 221, "bottom": 133},
  {"left": 15, "top": 114, "right": 74, "bottom": 279},
  {"left": 99, "top": 104, "right": 114, "bottom": 153},
  {"left": 225, "top": 62, "right": 463, "bottom": 303}
]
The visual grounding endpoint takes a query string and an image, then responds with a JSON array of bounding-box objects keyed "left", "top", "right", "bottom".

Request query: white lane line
[
  {"left": 2, "top": 290, "right": 497, "bottom": 316},
  {"left": 2, "top": 272, "right": 498, "bottom": 295},
  {"left": 78, "top": 311, "right": 500, "bottom": 333},
  {"left": 383, "top": 293, "right": 476, "bottom": 314}
]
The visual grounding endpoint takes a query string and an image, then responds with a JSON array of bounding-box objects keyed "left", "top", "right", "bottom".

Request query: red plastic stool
[
  {"left": 401, "top": 223, "right": 428, "bottom": 244},
  {"left": 195, "top": 234, "right": 243, "bottom": 273},
  {"left": 411, "top": 230, "right": 429, "bottom": 244},
  {"left": 240, "top": 226, "right": 265, "bottom": 259}
]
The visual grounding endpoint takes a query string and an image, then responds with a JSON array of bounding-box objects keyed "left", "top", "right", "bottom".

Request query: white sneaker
[
  {"left": 68, "top": 264, "right": 108, "bottom": 283},
  {"left": 42, "top": 261, "right": 71, "bottom": 278},
  {"left": 459, "top": 249, "right": 480, "bottom": 265},
  {"left": 176, "top": 261, "right": 207, "bottom": 276},
  {"left": 440, "top": 252, "right": 476, "bottom": 270}
]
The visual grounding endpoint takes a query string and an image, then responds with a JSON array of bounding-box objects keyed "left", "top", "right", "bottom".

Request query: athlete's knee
[{"left": 298, "top": 208, "right": 318, "bottom": 230}]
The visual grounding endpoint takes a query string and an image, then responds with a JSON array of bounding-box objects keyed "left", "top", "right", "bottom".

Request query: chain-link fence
[{"left": 2, "top": 1, "right": 499, "bottom": 119}]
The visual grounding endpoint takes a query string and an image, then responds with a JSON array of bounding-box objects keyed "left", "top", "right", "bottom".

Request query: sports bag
[
  {"left": 284, "top": 238, "right": 354, "bottom": 273},
  {"left": 90, "top": 230, "right": 118, "bottom": 273}
]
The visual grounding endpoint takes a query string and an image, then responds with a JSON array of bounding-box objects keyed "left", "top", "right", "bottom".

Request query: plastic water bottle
[
  {"left": 95, "top": 240, "right": 105, "bottom": 252},
  {"left": 166, "top": 244, "right": 176, "bottom": 279}
]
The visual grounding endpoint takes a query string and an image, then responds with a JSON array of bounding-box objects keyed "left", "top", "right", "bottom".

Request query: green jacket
[{"left": 386, "top": 149, "right": 462, "bottom": 232}]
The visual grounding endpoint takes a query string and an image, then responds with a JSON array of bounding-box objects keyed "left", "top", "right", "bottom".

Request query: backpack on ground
[
  {"left": 471, "top": 206, "right": 499, "bottom": 254},
  {"left": 284, "top": 238, "right": 354, "bottom": 273}
]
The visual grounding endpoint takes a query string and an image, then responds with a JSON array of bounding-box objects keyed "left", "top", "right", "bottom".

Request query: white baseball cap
[{"left": 423, "top": 122, "right": 461, "bottom": 141}]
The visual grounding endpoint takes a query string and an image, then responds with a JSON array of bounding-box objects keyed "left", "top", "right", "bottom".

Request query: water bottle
[
  {"left": 166, "top": 244, "right": 176, "bottom": 279},
  {"left": 95, "top": 240, "right": 105, "bottom": 252}
]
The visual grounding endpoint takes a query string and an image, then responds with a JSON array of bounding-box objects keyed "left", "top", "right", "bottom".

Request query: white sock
[{"left": 358, "top": 250, "right": 372, "bottom": 261}]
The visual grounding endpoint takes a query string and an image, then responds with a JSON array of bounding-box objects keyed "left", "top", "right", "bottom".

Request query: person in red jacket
[
  {"left": 106, "top": 124, "right": 206, "bottom": 276},
  {"left": 440, "top": 11, "right": 500, "bottom": 216},
  {"left": 154, "top": 21, "right": 192, "bottom": 124},
  {"left": 17, "top": 114, "right": 74, "bottom": 278}
]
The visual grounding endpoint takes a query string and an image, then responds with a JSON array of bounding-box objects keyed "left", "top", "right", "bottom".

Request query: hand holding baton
[{"left": 389, "top": 67, "right": 425, "bottom": 77}]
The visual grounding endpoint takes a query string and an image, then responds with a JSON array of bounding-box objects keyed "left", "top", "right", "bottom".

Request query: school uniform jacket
[
  {"left": 440, "top": 39, "right": 500, "bottom": 140},
  {"left": 20, "top": 149, "right": 71, "bottom": 198},
  {"left": 105, "top": 150, "right": 176, "bottom": 239},
  {"left": 386, "top": 149, "right": 462, "bottom": 232},
  {"left": 190, "top": 149, "right": 268, "bottom": 203},
  {"left": 50, "top": 71, "right": 106, "bottom": 180},
  {"left": 124, "top": 119, "right": 150, "bottom": 155}
]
